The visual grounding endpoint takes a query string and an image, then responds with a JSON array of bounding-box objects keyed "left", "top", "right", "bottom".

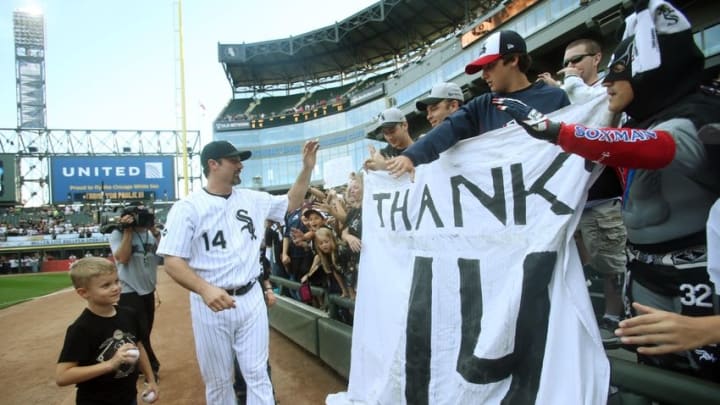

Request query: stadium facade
[{"left": 215, "top": 0, "right": 719, "bottom": 192}]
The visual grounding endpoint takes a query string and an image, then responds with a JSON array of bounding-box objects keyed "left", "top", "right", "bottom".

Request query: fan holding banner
[{"left": 493, "top": 0, "right": 720, "bottom": 382}]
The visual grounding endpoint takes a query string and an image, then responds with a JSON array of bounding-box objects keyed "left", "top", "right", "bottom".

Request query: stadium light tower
[{"left": 14, "top": 7, "right": 47, "bottom": 130}]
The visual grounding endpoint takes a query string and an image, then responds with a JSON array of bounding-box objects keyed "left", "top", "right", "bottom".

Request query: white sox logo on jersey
[{"left": 236, "top": 209, "right": 257, "bottom": 239}]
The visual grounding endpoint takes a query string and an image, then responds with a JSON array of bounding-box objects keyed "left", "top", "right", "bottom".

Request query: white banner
[{"left": 329, "top": 96, "right": 614, "bottom": 405}]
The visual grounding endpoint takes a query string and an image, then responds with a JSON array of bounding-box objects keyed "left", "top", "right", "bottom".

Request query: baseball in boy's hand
[
  {"left": 126, "top": 348, "right": 140, "bottom": 360},
  {"left": 142, "top": 390, "right": 157, "bottom": 403}
]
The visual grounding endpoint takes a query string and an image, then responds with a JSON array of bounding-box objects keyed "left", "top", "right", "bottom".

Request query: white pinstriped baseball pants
[{"left": 189, "top": 285, "right": 274, "bottom": 405}]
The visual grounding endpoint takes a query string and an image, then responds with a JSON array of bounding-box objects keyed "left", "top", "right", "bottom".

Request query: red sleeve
[{"left": 556, "top": 123, "right": 676, "bottom": 169}]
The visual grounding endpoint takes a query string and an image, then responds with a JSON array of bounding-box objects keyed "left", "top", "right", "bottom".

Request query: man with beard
[{"left": 158, "top": 140, "right": 319, "bottom": 403}]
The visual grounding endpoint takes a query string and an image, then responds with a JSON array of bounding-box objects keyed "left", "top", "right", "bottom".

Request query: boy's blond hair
[{"left": 69, "top": 257, "right": 117, "bottom": 288}]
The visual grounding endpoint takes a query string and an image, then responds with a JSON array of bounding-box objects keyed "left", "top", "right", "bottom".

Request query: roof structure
[{"left": 219, "top": 0, "right": 505, "bottom": 92}]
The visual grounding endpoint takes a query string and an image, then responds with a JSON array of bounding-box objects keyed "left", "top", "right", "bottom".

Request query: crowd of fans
[
  {"left": 258, "top": 173, "right": 363, "bottom": 325},
  {"left": 0, "top": 205, "right": 99, "bottom": 237},
  {"left": 0, "top": 254, "right": 41, "bottom": 274},
  {"left": 218, "top": 94, "right": 349, "bottom": 124},
  {"left": 0, "top": 204, "right": 138, "bottom": 274}
]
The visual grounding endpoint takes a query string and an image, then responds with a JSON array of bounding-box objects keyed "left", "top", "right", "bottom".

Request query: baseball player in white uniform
[{"left": 157, "top": 139, "right": 319, "bottom": 405}]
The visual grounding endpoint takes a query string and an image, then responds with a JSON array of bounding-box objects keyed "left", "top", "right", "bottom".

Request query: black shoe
[{"left": 599, "top": 317, "right": 621, "bottom": 350}]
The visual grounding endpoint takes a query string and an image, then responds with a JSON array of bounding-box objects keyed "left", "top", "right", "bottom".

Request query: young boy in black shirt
[{"left": 56, "top": 257, "right": 159, "bottom": 404}]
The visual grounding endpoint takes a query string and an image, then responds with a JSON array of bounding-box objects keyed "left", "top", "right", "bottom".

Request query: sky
[{"left": 0, "top": 0, "right": 378, "bottom": 141}]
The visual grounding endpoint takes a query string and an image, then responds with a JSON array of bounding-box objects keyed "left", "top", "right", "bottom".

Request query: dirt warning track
[{"left": 0, "top": 269, "right": 346, "bottom": 405}]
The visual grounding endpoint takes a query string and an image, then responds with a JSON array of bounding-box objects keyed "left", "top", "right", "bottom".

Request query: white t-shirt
[{"left": 562, "top": 73, "right": 606, "bottom": 105}]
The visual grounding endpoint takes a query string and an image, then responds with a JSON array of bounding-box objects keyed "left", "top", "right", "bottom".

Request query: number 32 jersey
[{"left": 157, "top": 188, "right": 287, "bottom": 288}]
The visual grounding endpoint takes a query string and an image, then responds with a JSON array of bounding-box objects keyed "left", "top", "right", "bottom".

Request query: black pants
[{"left": 119, "top": 291, "right": 160, "bottom": 373}]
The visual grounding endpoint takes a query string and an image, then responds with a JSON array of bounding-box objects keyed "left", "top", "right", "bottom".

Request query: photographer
[{"left": 109, "top": 202, "right": 162, "bottom": 381}]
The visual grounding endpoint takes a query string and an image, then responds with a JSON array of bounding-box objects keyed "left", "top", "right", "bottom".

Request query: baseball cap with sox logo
[{"left": 465, "top": 30, "right": 527, "bottom": 74}]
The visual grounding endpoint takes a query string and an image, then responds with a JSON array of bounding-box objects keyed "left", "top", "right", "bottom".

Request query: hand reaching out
[
  {"left": 492, "top": 97, "right": 561, "bottom": 143},
  {"left": 615, "top": 302, "right": 720, "bottom": 355},
  {"left": 386, "top": 155, "right": 415, "bottom": 181},
  {"left": 313, "top": 201, "right": 334, "bottom": 215},
  {"left": 363, "top": 145, "right": 389, "bottom": 171},
  {"left": 343, "top": 233, "right": 362, "bottom": 253},
  {"left": 290, "top": 227, "right": 304, "bottom": 243},
  {"left": 536, "top": 72, "right": 560, "bottom": 87},
  {"left": 302, "top": 139, "right": 320, "bottom": 169}
]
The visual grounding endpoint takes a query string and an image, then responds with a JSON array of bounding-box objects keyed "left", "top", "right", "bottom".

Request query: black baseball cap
[{"left": 200, "top": 141, "right": 251, "bottom": 168}]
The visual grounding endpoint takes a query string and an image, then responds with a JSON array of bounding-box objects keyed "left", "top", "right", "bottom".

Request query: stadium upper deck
[
  {"left": 214, "top": 0, "right": 720, "bottom": 191},
  {"left": 219, "top": 0, "right": 503, "bottom": 92}
]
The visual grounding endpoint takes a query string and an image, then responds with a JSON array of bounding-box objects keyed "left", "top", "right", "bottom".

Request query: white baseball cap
[
  {"left": 465, "top": 30, "right": 527, "bottom": 74},
  {"left": 416, "top": 83, "right": 464, "bottom": 111},
  {"left": 369, "top": 107, "right": 407, "bottom": 139},
  {"left": 377, "top": 107, "right": 406, "bottom": 127}
]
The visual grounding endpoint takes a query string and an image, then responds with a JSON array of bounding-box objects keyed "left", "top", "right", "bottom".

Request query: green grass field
[{"left": 0, "top": 272, "right": 73, "bottom": 309}]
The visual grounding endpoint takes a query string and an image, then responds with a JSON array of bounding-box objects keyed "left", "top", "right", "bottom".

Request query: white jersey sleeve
[{"left": 157, "top": 198, "right": 198, "bottom": 260}]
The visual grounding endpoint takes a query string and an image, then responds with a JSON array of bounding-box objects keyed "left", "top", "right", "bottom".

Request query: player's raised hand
[
  {"left": 492, "top": 97, "right": 561, "bottom": 143},
  {"left": 302, "top": 139, "right": 320, "bottom": 169},
  {"left": 200, "top": 285, "right": 236, "bottom": 312},
  {"left": 386, "top": 155, "right": 415, "bottom": 181}
]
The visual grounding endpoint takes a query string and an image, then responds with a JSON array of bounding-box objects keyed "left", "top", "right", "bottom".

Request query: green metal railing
[{"left": 608, "top": 356, "right": 720, "bottom": 404}]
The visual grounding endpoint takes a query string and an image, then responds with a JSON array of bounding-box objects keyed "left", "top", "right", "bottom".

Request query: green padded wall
[
  {"left": 269, "top": 296, "right": 326, "bottom": 355},
  {"left": 318, "top": 318, "right": 352, "bottom": 378}
]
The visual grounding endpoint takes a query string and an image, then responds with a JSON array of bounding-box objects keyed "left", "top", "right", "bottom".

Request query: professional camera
[
  {"left": 121, "top": 206, "right": 155, "bottom": 229},
  {"left": 100, "top": 204, "right": 155, "bottom": 234}
]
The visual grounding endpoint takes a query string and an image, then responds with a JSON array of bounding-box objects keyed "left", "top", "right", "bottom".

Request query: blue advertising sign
[{"left": 50, "top": 156, "right": 176, "bottom": 203}]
